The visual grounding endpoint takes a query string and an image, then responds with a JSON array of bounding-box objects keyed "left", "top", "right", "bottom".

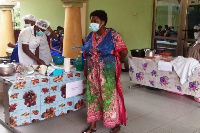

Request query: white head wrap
[
  {"left": 35, "top": 19, "right": 50, "bottom": 30},
  {"left": 194, "top": 24, "right": 200, "bottom": 31},
  {"left": 22, "top": 14, "right": 36, "bottom": 22}
]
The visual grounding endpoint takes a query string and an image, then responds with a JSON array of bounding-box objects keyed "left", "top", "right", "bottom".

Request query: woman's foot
[
  {"left": 82, "top": 126, "right": 97, "bottom": 133},
  {"left": 110, "top": 125, "right": 121, "bottom": 133}
]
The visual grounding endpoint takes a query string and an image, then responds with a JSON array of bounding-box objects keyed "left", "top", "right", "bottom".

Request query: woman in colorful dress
[{"left": 82, "top": 10, "right": 128, "bottom": 133}]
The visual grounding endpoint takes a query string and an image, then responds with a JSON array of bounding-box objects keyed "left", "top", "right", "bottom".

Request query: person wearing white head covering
[
  {"left": 35, "top": 19, "right": 57, "bottom": 65},
  {"left": 22, "top": 14, "right": 37, "bottom": 28},
  {"left": 18, "top": 19, "right": 57, "bottom": 65},
  {"left": 9, "top": 14, "right": 37, "bottom": 63},
  {"left": 188, "top": 24, "right": 200, "bottom": 61}
]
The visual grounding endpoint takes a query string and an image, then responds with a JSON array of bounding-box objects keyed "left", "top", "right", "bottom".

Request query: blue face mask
[
  {"left": 89, "top": 23, "right": 99, "bottom": 32},
  {"left": 24, "top": 24, "right": 31, "bottom": 28},
  {"left": 36, "top": 30, "right": 43, "bottom": 36}
]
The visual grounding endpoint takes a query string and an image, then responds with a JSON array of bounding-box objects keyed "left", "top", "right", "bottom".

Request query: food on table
[{"left": 160, "top": 52, "right": 171, "bottom": 58}]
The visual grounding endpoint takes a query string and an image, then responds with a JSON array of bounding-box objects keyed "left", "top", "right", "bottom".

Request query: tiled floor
[{"left": 1, "top": 72, "right": 200, "bottom": 133}]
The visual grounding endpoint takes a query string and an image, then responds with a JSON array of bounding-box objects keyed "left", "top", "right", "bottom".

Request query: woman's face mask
[
  {"left": 36, "top": 30, "right": 43, "bottom": 36},
  {"left": 89, "top": 23, "right": 100, "bottom": 32}
]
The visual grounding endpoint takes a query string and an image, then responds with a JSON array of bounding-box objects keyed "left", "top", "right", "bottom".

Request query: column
[
  {"left": 60, "top": 0, "right": 86, "bottom": 59},
  {"left": 168, "top": 5, "right": 172, "bottom": 27},
  {"left": 0, "top": 2, "right": 16, "bottom": 57}
]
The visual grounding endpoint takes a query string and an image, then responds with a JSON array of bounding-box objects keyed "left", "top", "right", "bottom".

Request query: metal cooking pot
[
  {"left": 0, "top": 63, "right": 15, "bottom": 76},
  {"left": 145, "top": 49, "right": 156, "bottom": 57}
]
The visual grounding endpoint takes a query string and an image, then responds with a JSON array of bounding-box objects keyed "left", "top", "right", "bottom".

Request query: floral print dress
[{"left": 83, "top": 28, "right": 127, "bottom": 128}]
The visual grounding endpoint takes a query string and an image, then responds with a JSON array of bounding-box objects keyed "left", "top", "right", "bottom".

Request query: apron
[{"left": 39, "top": 35, "right": 52, "bottom": 65}]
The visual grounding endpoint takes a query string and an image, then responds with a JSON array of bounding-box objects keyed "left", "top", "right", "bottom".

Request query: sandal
[
  {"left": 110, "top": 125, "right": 121, "bottom": 133},
  {"left": 82, "top": 126, "right": 97, "bottom": 133}
]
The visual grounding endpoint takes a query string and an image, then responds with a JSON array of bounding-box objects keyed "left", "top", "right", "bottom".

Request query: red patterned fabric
[{"left": 83, "top": 28, "right": 127, "bottom": 128}]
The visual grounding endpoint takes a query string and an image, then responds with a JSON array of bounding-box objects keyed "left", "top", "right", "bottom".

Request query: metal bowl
[{"left": 0, "top": 63, "right": 15, "bottom": 76}]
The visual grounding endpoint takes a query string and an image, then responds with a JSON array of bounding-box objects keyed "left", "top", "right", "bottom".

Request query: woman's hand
[
  {"left": 119, "top": 50, "right": 128, "bottom": 61},
  {"left": 36, "top": 59, "right": 46, "bottom": 65}
]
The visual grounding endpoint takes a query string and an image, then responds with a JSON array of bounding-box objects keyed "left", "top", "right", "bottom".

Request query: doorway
[{"left": 152, "top": 0, "right": 198, "bottom": 57}]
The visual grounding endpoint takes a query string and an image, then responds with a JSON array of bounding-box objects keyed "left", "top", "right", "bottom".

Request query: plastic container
[
  {"left": 52, "top": 69, "right": 63, "bottom": 76},
  {"left": 52, "top": 56, "right": 65, "bottom": 65},
  {"left": 75, "top": 55, "right": 83, "bottom": 71}
]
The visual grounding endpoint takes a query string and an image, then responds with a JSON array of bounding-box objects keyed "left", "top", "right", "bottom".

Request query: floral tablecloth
[
  {"left": 128, "top": 56, "right": 200, "bottom": 98},
  {"left": 0, "top": 71, "right": 86, "bottom": 127}
]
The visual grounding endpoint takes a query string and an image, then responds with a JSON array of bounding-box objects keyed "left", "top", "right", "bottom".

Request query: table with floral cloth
[
  {"left": 0, "top": 71, "right": 87, "bottom": 127},
  {"left": 128, "top": 56, "right": 200, "bottom": 101}
]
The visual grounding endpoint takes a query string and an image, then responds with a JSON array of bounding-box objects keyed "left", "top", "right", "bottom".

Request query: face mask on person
[
  {"left": 194, "top": 32, "right": 200, "bottom": 39},
  {"left": 89, "top": 23, "right": 100, "bottom": 32},
  {"left": 59, "top": 30, "right": 63, "bottom": 34},
  {"left": 24, "top": 24, "right": 31, "bottom": 28},
  {"left": 36, "top": 30, "right": 43, "bottom": 36}
]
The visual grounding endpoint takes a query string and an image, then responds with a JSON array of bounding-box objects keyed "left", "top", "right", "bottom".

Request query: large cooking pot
[
  {"left": 0, "top": 57, "right": 10, "bottom": 63},
  {"left": 130, "top": 49, "right": 145, "bottom": 57},
  {"left": 0, "top": 63, "right": 15, "bottom": 76},
  {"left": 145, "top": 49, "right": 156, "bottom": 57}
]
